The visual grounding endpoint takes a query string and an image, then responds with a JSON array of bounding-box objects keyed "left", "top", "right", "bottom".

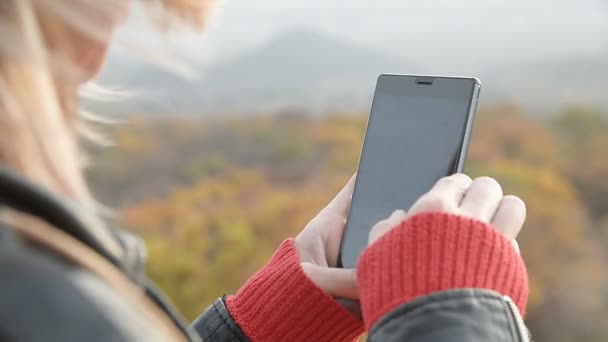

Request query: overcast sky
[{"left": 109, "top": 0, "right": 608, "bottom": 71}]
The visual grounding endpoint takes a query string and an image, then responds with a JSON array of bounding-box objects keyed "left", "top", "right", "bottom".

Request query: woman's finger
[
  {"left": 459, "top": 177, "right": 503, "bottom": 222},
  {"left": 369, "top": 209, "right": 407, "bottom": 244},
  {"left": 512, "top": 240, "right": 521, "bottom": 254},
  {"left": 301, "top": 263, "right": 359, "bottom": 300},
  {"left": 428, "top": 173, "right": 473, "bottom": 205},
  {"left": 409, "top": 174, "right": 472, "bottom": 215},
  {"left": 491, "top": 195, "right": 526, "bottom": 240}
]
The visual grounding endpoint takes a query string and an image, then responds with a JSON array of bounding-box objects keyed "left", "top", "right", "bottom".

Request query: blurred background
[{"left": 88, "top": 1, "right": 608, "bottom": 341}]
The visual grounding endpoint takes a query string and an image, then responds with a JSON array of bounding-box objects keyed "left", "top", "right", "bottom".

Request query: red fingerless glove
[
  {"left": 357, "top": 212, "right": 529, "bottom": 330},
  {"left": 227, "top": 239, "right": 364, "bottom": 342}
]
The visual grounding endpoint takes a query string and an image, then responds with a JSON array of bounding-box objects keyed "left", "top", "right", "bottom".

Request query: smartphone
[{"left": 338, "top": 74, "right": 481, "bottom": 269}]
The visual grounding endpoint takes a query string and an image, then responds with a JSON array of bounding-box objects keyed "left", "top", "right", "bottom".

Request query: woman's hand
[
  {"left": 369, "top": 174, "right": 526, "bottom": 248},
  {"left": 295, "top": 175, "right": 359, "bottom": 301},
  {"left": 226, "top": 175, "right": 365, "bottom": 341}
]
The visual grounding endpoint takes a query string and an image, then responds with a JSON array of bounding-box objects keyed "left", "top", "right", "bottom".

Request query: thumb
[
  {"left": 323, "top": 174, "right": 356, "bottom": 216},
  {"left": 301, "top": 262, "right": 359, "bottom": 300}
]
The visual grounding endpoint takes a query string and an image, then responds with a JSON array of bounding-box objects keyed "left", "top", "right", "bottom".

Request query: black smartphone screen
[{"left": 338, "top": 75, "right": 480, "bottom": 269}]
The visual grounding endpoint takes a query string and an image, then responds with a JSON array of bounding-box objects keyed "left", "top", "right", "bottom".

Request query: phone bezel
[{"left": 337, "top": 74, "right": 481, "bottom": 269}]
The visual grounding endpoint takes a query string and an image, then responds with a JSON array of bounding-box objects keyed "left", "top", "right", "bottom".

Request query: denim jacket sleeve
[{"left": 191, "top": 297, "right": 250, "bottom": 342}]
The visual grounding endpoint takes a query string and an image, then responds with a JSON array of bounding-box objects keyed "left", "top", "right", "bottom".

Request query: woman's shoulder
[{"left": 0, "top": 223, "right": 164, "bottom": 342}]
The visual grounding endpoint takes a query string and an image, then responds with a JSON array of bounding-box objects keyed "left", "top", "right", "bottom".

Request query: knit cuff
[
  {"left": 226, "top": 239, "right": 364, "bottom": 342},
  {"left": 357, "top": 212, "right": 528, "bottom": 330}
]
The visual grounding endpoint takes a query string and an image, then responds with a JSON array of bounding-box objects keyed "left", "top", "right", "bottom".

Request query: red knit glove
[
  {"left": 357, "top": 212, "right": 528, "bottom": 330},
  {"left": 227, "top": 239, "right": 364, "bottom": 342}
]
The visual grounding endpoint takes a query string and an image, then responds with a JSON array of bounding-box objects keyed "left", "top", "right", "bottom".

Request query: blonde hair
[{"left": 0, "top": 0, "right": 215, "bottom": 252}]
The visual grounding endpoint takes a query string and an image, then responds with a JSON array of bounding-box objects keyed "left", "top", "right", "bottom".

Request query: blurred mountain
[
  {"left": 486, "top": 53, "right": 608, "bottom": 113},
  {"left": 94, "top": 29, "right": 419, "bottom": 115},
  {"left": 93, "top": 29, "right": 608, "bottom": 116}
]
